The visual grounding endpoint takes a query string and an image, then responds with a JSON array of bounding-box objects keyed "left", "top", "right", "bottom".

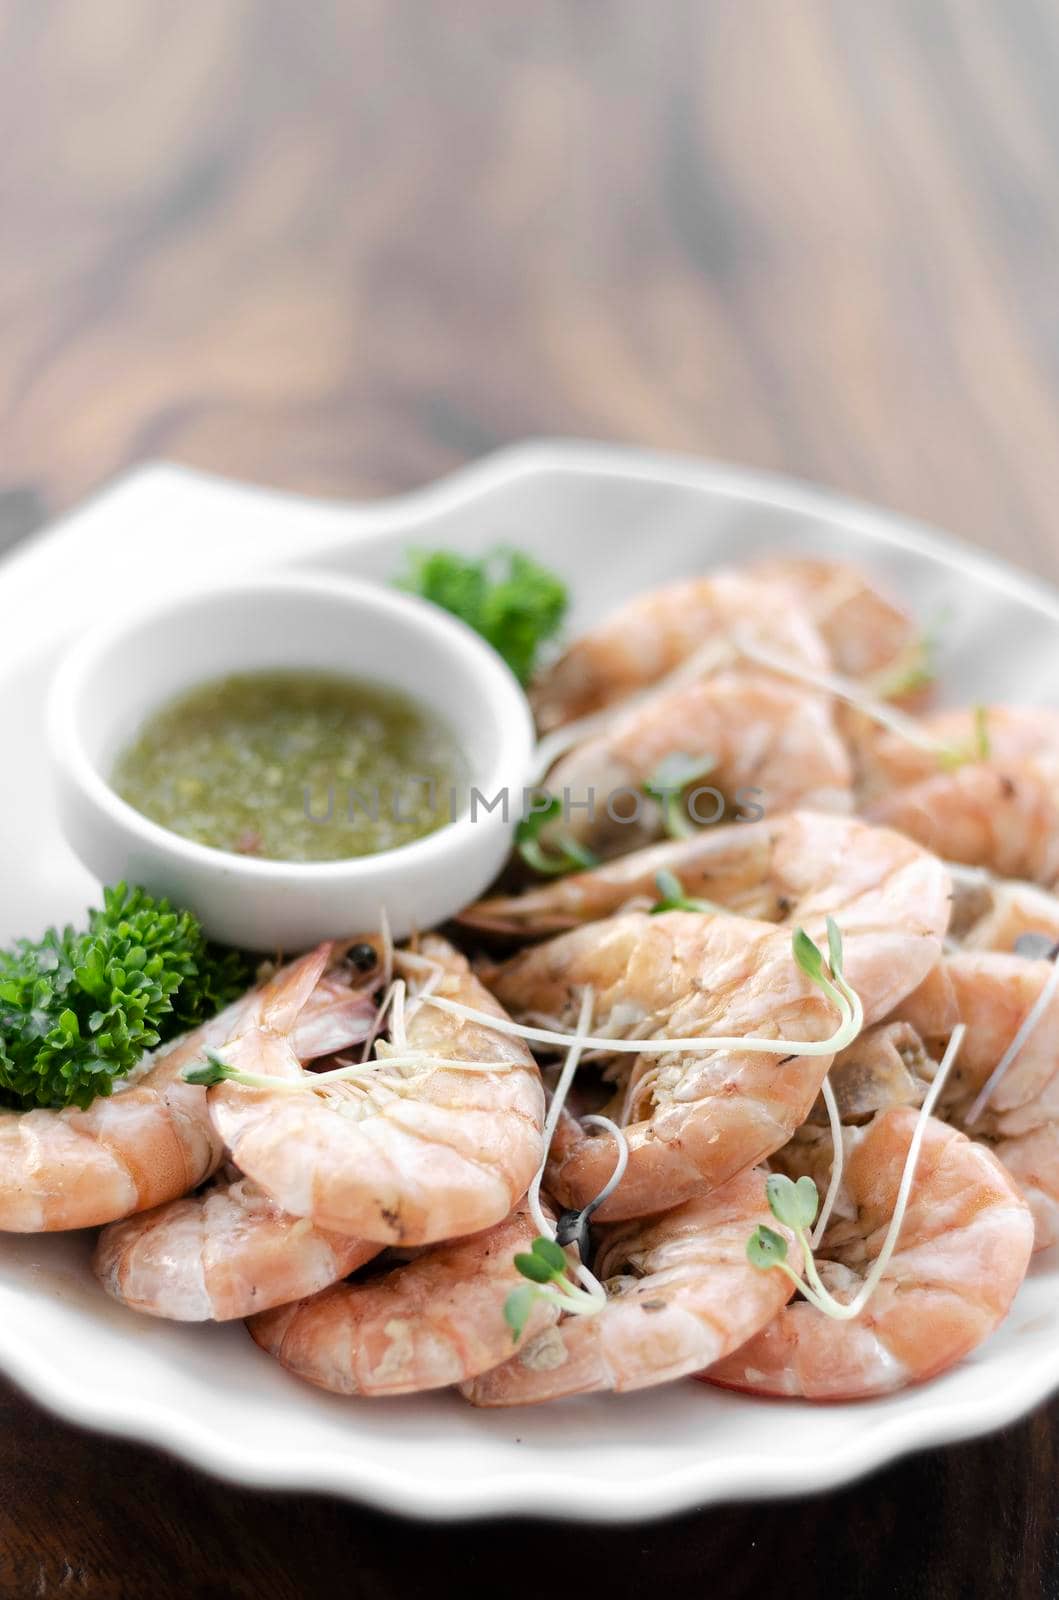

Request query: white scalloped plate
[{"left": 3, "top": 442, "right": 1059, "bottom": 1522}]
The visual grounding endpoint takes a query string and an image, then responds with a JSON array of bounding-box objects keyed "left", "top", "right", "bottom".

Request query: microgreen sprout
[
  {"left": 504, "top": 1234, "right": 606, "bottom": 1342},
  {"left": 746, "top": 1023, "right": 966, "bottom": 1321},
  {"left": 769, "top": 1172, "right": 820, "bottom": 1231},
  {"left": 183, "top": 1050, "right": 238, "bottom": 1087},
  {"left": 965, "top": 939, "right": 1059, "bottom": 1125},
  {"left": 524, "top": 984, "right": 597, "bottom": 1243},
  {"left": 938, "top": 704, "right": 992, "bottom": 772},
  {"left": 553, "top": 1112, "right": 630, "bottom": 1262},
  {"left": 643, "top": 753, "right": 717, "bottom": 839},
  {"left": 745, "top": 1224, "right": 791, "bottom": 1271},
  {"left": 728, "top": 629, "right": 966, "bottom": 764},
  {"left": 812, "top": 1073, "right": 845, "bottom": 1246},
  {"left": 424, "top": 917, "right": 864, "bottom": 1061},
  {"left": 182, "top": 1046, "right": 519, "bottom": 1093},
  {"left": 515, "top": 798, "right": 600, "bottom": 877},
  {"left": 863, "top": 641, "right": 934, "bottom": 700},
  {"left": 649, "top": 868, "right": 722, "bottom": 916},
  {"left": 862, "top": 613, "right": 948, "bottom": 701},
  {"left": 976, "top": 703, "right": 993, "bottom": 760},
  {"left": 503, "top": 987, "right": 611, "bottom": 1340}
]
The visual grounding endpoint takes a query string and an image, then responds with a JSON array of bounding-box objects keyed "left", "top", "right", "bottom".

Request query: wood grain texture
[
  {"left": 2, "top": 1, "right": 1059, "bottom": 1595},
  {"left": 2, "top": 0, "right": 1059, "bottom": 580}
]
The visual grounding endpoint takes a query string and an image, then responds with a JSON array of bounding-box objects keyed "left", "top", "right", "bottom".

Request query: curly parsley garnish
[
  {"left": 0, "top": 883, "right": 251, "bottom": 1110},
  {"left": 396, "top": 546, "right": 568, "bottom": 684}
]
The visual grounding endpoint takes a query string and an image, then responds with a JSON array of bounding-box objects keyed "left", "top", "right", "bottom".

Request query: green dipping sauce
[{"left": 112, "top": 671, "right": 467, "bottom": 862}]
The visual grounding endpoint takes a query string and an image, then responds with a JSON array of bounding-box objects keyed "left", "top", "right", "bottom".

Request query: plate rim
[{"left": 11, "top": 437, "right": 1058, "bottom": 625}]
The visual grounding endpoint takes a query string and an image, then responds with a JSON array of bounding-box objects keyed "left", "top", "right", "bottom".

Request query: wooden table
[{"left": 1, "top": 3, "right": 1058, "bottom": 1594}]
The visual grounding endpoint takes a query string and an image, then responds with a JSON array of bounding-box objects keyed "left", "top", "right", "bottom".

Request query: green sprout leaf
[
  {"left": 503, "top": 1283, "right": 539, "bottom": 1342},
  {"left": 182, "top": 1051, "right": 236, "bottom": 1087},
  {"left": 747, "top": 1225, "right": 789, "bottom": 1271},
  {"left": 530, "top": 1236, "right": 569, "bottom": 1274},
  {"left": 826, "top": 916, "right": 844, "bottom": 980},
  {"left": 396, "top": 547, "right": 568, "bottom": 685},
  {"left": 765, "top": 1173, "right": 799, "bottom": 1228},
  {"left": 974, "top": 704, "right": 992, "bottom": 761},
  {"left": 644, "top": 753, "right": 717, "bottom": 796},
  {"left": 514, "top": 1251, "right": 559, "bottom": 1286},
  {"left": 938, "top": 703, "right": 994, "bottom": 773},
  {"left": 792, "top": 926, "right": 826, "bottom": 984},
  {"left": 895, "top": 656, "right": 935, "bottom": 699},
  {"left": 643, "top": 754, "right": 717, "bottom": 840},
  {"left": 793, "top": 1174, "right": 820, "bottom": 1230},
  {"left": 865, "top": 623, "right": 941, "bottom": 700},
  {"left": 650, "top": 869, "right": 719, "bottom": 916},
  {"left": 515, "top": 798, "right": 599, "bottom": 878},
  {"left": 765, "top": 1172, "right": 819, "bottom": 1232}
]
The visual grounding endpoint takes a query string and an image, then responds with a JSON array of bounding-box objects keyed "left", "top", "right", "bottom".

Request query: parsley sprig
[
  {"left": 397, "top": 546, "right": 568, "bottom": 685},
  {"left": 0, "top": 883, "right": 251, "bottom": 1110}
]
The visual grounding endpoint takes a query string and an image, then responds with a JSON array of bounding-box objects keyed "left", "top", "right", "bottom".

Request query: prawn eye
[{"left": 349, "top": 943, "right": 379, "bottom": 973}]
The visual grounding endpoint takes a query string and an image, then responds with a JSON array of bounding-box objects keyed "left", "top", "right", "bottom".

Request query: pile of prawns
[{"left": 6, "top": 555, "right": 1059, "bottom": 1406}]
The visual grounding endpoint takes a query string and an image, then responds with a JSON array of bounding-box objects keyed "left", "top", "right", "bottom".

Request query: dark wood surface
[{"left": 2, "top": 2, "right": 1059, "bottom": 1595}]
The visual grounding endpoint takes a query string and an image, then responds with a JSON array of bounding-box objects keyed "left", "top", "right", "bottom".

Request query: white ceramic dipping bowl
[{"left": 47, "top": 572, "right": 535, "bottom": 949}]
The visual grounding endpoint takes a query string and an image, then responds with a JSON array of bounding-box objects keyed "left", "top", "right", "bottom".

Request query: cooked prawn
[
  {"left": 865, "top": 759, "right": 1059, "bottom": 888},
  {"left": 486, "top": 909, "right": 840, "bottom": 1220},
  {"left": 247, "top": 1203, "right": 557, "bottom": 1394},
  {"left": 462, "top": 814, "right": 950, "bottom": 1012},
  {"left": 956, "top": 876, "right": 1059, "bottom": 954},
  {"left": 705, "top": 1108, "right": 1033, "bottom": 1399},
  {"left": 767, "top": 1021, "right": 937, "bottom": 1233},
  {"left": 94, "top": 1168, "right": 379, "bottom": 1321},
  {"left": 462, "top": 1171, "right": 800, "bottom": 1404},
  {"left": 485, "top": 826, "right": 947, "bottom": 1221},
  {"left": 208, "top": 936, "right": 545, "bottom": 1245},
  {"left": 747, "top": 556, "right": 925, "bottom": 701},
  {"left": 529, "top": 570, "right": 831, "bottom": 733},
  {"left": 806, "top": 1020, "right": 933, "bottom": 1127},
  {"left": 857, "top": 705, "right": 1059, "bottom": 800},
  {"left": 0, "top": 941, "right": 378, "bottom": 1232},
  {"left": 894, "top": 949, "right": 1059, "bottom": 1246},
  {"left": 541, "top": 674, "right": 852, "bottom": 858}
]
